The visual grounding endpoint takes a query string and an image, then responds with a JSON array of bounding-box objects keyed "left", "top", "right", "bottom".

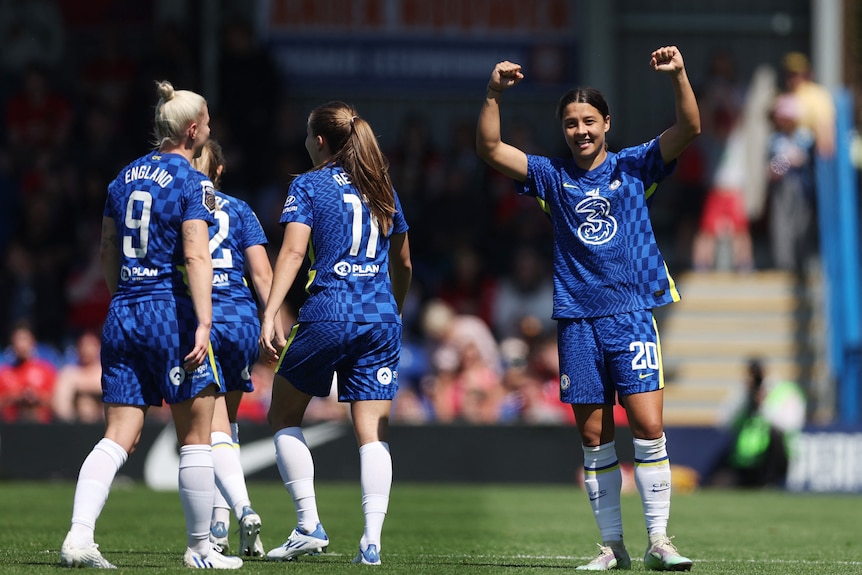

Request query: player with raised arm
[
  {"left": 259, "top": 101, "right": 412, "bottom": 566},
  {"left": 477, "top": 47, "right": 700, "bottom": 571},
  {"left": 59, "top": 81, "right": 242, "bottom": 569}
]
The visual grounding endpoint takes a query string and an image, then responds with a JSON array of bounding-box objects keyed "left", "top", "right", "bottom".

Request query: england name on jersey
[
  {"left": 210, "top": 191, "right": 268, "bottom": 317},
  {"left": 104, "top": 152, "right": 216, "bottom": 302},
  {"left": 280, "top": 165, "right": 408, "bottom": 324},
  {"left": 521, "top": 137, "right": 680, "bottom": 319}
]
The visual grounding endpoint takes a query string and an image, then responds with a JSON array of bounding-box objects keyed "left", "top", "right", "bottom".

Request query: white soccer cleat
[
  {"left": 238, "top": 506, "right": 264, "bottom": 557},
  {"left": 59, "top": 542, "right": 117, "bottom": 569},
  {"left": 183, "top": 544, "right": 243, "bottom": 569},
  {"left": 352, "top": 543, "right": 381, "bottom": 566},
  {"left": 576, "top": 542, "right": 631, "bottom": 571},
  {"left": 643, "top": 536, "right": 692, "bottom": 571},
  {"left": 266, "top": 523, "right": 329, "bottom": 561}
]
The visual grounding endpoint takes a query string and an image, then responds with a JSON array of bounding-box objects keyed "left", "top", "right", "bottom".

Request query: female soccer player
[
  {"left": 476, "top": 47, "right": 700, "bottom": 571},
  {"left": 259, "top": 101, "right": 412, "bottom": 566},
  {"left": 191, "top": 139, "right": 285, "bottom": 557},
  {"left": 60, "top": 81, "right": 242, "bottom": 569}
]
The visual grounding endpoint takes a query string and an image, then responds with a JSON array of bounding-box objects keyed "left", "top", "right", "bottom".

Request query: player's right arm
[
  {"left": 100, "top": 216, "right": 120, "bottom": 295},
  {"left": 245, "top": 243, "right": 286, "bottom": 347},
  {"left": 182, "top": 218, "right": 213, "bottom": 371},
  {"left": 259, "top": 221, "right": 311, "bottom": 360},
  {"left": 476, "top": 61, "right": 529, "bottom": 182}
]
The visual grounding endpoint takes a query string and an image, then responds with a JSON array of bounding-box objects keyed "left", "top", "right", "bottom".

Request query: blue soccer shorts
[
  {"left": 557, "top": 309, "right": 664, "bottom": 405},
  {"left": 211, "top": 316, "right": 259, "bottom": 393},
  {"left": 275, "top": 321, "right": 401, "bottom": 401},
  {"left": 101, "top": 298, "right": 222, "bottom": 406}
]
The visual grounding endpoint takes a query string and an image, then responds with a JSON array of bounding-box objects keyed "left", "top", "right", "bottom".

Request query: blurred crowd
[{"left": 0, "top": 2, "right": 835, "bottom": 425}]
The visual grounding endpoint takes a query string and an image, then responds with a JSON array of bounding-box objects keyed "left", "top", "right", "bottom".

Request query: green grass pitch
[{"left": 2, "top": 481, "right": 860, "bottom": 573}]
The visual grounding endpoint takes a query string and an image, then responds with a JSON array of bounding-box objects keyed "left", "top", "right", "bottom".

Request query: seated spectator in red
[
  {"left": 4, "top": 64, "right": 72, "bottom": 157},
  {"left": 0, "top": 320, "right": 57, "bottom": 422}
]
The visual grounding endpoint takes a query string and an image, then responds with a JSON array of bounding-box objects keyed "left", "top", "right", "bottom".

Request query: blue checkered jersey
[
  {"left": 104, "top": 152, "right": 216, "bottom": 303},
  {"left": 520, "top": 137, "right": 680, "bottom": 319},
  {"left": 211, "top": 191, "right": 268, "bottom": 318},
  {"left": 280, "top": 165, "right": 409, "bottom": 323}
]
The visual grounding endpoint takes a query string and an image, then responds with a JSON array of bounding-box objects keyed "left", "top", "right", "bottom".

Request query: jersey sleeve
[
  {"left": 280, "top": 176, "right": 313, "bottom": 227},
  {"left": 391, "top": 190, "right": 409, "bottom": 235},
  {"left": 182, "top": 175, "right": 217, "bottom": 225},
  {"left": 518, "top": 154, "right": 555, "bottom": 201},
  {"left": 236, "top": 199, "right": 269, "bottom": 249},
  {"left": 633, "top": 137, "right": 676, "bottom": 188}
]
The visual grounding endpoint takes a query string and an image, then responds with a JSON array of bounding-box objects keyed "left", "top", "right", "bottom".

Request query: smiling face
[{"left": 560, "top": 101, "right": 610, "bottom": 170}]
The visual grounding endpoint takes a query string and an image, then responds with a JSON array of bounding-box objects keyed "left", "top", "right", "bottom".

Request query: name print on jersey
[{"left": 124, "top": 164, "right": 174, "bottom": 188}]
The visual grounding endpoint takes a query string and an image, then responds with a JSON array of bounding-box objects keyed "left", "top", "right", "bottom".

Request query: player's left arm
[
  {"left": 388, "top": 231, "right": 412, "bottom": 314},
  {"left": 182, "top": 218, "right": 214, "bottom": 371},
  {"left": 99, "top": 216, "right": 120, "bottom": 295},
  {"left": 652, "top": 46, "right": 701, "bottom": 163}
]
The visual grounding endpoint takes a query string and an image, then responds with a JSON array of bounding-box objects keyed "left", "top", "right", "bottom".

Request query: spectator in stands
[
  {"left": 781, "top": 52, "right": 835, "bottom": 158},
  {"left": 437, "top": 245, "right": 497, "bottom": 326},
  {"left": 51, "top": 329, "right": 103, "bottom": 423},
  {"left": 0, "top": 319, "right": 57, "bottom": 422},
  {"left": 715, "top": 358, "right": 805, "bottom": 488},
  {"left": 0, "top": 0, "right": 64, "bottom": 79},
  {"left": 491, "top": 244, "right": 555, "bottom": 340},
  {"left": 3, "top": 64, "right": 73, "bottom": 161},
  {"left": 766, "top": 93, "right": 816, "bottom": 271}
]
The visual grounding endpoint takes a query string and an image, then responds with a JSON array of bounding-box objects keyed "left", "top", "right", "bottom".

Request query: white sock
[
  {"left": 211, "top": 494, "right": 231, "bottom": 531},
  {"left": 178, "top": 444, "right": 214, "bottom": 555},
  {"left": 359, "top": 441, "right": 391, "bottom": 551},
  {"left": 66, "top": 438, "right": 128, "bottom": 547},
  {"left": 211, "top": 431, "right": 251, "bottom": 519},
  {"left": 274, "top": 427, "right": 320, "bottom": 532},
  {"left": 582, "top": 441, "right": 624, "bottom": 543},
  {"left": 633, "top": 434, "right": 671, "bottom": 540}
]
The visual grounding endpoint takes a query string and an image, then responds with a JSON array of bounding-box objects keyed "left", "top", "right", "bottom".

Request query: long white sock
[
  {"left": 582, "top": 441, "right": 624, "bottom": 543},
  {"left": 633, "top": 433, "right": 671, "bottom": 540},
  {"left": 274, "top": 427, "right": 320, "bottom": 532},
  {"left": 211, "top": 422, "right": 242, "bottom": 530},
  {"left": 359, "top": 441, "right": 392, "bottom": 551},
  {"left": 178, "top": 444, "right": 214, "bottom": 555},
  {"left": 66, "top": 438, "right": 128, "bottom": 547},
  {"left": 211, "top": 431, "right": 251, "bottom": 519}
]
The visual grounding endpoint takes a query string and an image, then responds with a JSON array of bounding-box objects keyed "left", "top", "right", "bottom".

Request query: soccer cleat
[
  {"left": 210, "top": 521, "right": 230, "bottom": 553},
  {"left": 266, "top": 523, "right": 329, "bottom": 562},
  {"left": 576, "top": 542, "right": 631, "bottom": 571},
  {"left": 352, "top": 543, "right": 381, "bottom": 566},
  {"left": 643, "top": 536, "right": 692, "bottom": 571},
  {"left": 60, "top": 542, "right": 117, "bottom": 569},
  {"left": 238, "top": 506, "right": 264, "bottom": 557},
  {"left": 183, "top": 544, "right": 243, "bottom": 569}
]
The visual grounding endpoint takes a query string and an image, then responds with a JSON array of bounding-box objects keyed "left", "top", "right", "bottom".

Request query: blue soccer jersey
[
  {"left": 103, "top": 152, "right": 216, "bottom": 302},
  {"left": 521, "top": 137, "right": 679, "bottom": 319},
  {"left": 210, "top": 191, "right": 268, "bottom": 392},
  {"left": 210, "top": 191, "right": 268, "bottom": 318},
  {"left": 280, "top": 165, "right": 409, "bottom": 324}
]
